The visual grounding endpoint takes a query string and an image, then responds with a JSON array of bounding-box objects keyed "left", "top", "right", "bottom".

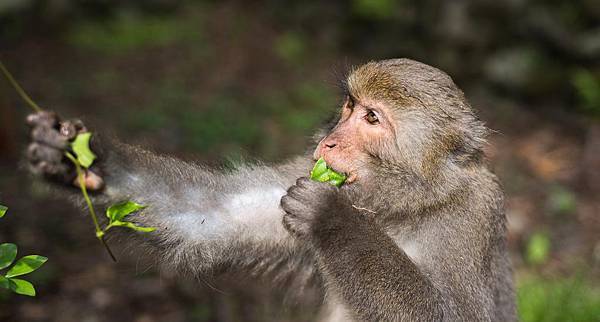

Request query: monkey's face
[
  {"left": 315, "top": 59, "right": 487, "bottom": 189},
  {"left": 313, "top": 96, "right": 398, "bottom": 184}
]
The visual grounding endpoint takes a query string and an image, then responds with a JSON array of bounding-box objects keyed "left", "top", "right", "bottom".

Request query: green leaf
[
  {"left": 0, "top": 276, "right": 9, "bottom": 289},
  {"left": 0, "top": 243, "right": 17, "bottom": 270},
  {"left": 110, "top": 220, "right": 156, "bottom": 233},
  {"left": 5, "top": 255, "right": 48, "bottom": 278},
  {"left": 310, "top": 158, "right": 328, "bottom": 178},
  {"left": 8, "top": 278, "right": 36, "bottom": 296},
  {"left": 71, "top": 132, "right": 97, "bottom": 168},
  {"left": 310, "top": 158, "right": 347, "bottom": 187},
  {"left": 526, "top": 232, "right": 551, "bottom": 265},
  {"left": 106, "top": 201, "right": 146, "bottom": 222},
  {"left": 0, "top": 204, "right": 7, "bottom": 218}
]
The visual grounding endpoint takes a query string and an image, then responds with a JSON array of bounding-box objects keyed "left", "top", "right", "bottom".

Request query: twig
[
  {"left": 0, "top": 60, "right": 42, "bottom": 112},
  {"left": 65, "top": 152, "right": 117, "bottom": 262}
]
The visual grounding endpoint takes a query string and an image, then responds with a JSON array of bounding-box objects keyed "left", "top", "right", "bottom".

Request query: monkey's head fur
[{"left": 315, "top": 58, "right": 491, "bottom": 217}]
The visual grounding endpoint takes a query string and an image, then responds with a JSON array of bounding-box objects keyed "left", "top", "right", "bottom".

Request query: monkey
[{"left": 25, "top": 58, "right": 516, "bottom": 321}]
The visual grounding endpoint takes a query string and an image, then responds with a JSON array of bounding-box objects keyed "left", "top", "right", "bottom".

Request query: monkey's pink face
[{"left": 313, "top": 96, "right": 397, "bottom": 184}]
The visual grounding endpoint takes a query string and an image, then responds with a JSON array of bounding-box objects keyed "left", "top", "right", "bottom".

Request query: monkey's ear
[{"left": 448, "top": 119, "right": 490, "bottom": 165}]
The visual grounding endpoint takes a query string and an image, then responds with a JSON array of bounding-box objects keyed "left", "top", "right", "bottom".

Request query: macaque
[{"left": 26, "top": 58, "right": 516, "bottom": 321}]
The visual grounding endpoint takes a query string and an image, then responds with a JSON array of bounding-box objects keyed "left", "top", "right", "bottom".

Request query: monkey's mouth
[
  {"left": 314, "top": 155, "right": 358, "bottom": 184},
  {"left": 327, "top": 163, "right": 358, "bottom": 184}
]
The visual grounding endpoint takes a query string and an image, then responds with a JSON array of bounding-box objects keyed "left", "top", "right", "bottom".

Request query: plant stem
[
  {"left": 99, "top": 236, "right": 116, "bottom": 262},
  {"left": 0, "top": 60, "right": 42, "bottom": 112},
  {"left": 65, "top": 152, "right": 117, "bottom": 262}
]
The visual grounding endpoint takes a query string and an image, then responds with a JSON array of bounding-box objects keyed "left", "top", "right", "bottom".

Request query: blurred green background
[{"left": 0, "top": 1, "right": 598, "bottom": 321}]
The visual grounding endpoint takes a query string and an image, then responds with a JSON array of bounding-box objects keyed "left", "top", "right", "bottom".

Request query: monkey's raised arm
[
  {"left": 26, "top": 111, "right": 312, "bottom": 274},
  {"left": 101, "top": 142, "right": 315, "bottom": 273}
]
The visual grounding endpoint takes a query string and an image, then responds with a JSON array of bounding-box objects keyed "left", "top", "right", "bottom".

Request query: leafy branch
[
  {"left": 0, "top": 205, "right": 47, "bottom": 296},
  {"left": 64, "top": 151, "right": 117, "bottom": 261},
  {"left": 0, "top": 59, "right": 155, "bottom": 262}
]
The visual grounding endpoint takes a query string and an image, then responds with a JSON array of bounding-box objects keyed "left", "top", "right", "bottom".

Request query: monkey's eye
[{"left": 365, "top": 110, "right": 379, "bottom": 125}]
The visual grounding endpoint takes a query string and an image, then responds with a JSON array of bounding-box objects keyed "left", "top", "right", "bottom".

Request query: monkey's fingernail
[
  {"left": 86, "top": 171, "right": 104, "bottom": 190},
  {"left": 72, "top": 170, "right": 105, "bottom": 191},
  {"left": 346, "top": 173, "right": 358, "bottom": 184},
  {"left": 60, "top": 122, "right": 77, "bottom": 139},
  {"left": 26, "top": 114, "right": 37, "bottom": 125}
]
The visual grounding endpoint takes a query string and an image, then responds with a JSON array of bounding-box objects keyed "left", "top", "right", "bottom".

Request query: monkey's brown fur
[{"left": 27, "top": 58, "right": 515, "bottom": 321}]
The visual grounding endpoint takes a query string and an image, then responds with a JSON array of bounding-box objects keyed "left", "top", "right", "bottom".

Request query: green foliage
[
  {"left": 518, "top": 276, "right": 600, "bottom": 322},
  {"left": 310, "top": 158, "right": 347, "bottom": 187},
  {"left": 0, "top": 243, "right": 17, "bottom": 270},
  {"left": 6, "top": 278, "right": 36, "bottom": 296},
  {"left": 547, "top": 185, "right": 577, "bottom": 215},
  {"left": 5, "top": 255, "right": 48, "bottom": 278},
  {"left": 0, "top": 208, "right": 48, "bottom": 297},
  {"left": 107, "top": 201, "right": 145, "bottom": 222},
  {"left": 572, "top": 69, "right": 600, "bottom": 118},
  {"left": 71, "top": 132, "right": 97, "bottom": 168},
  {"left": 352, "top": 0, "right": 398, "bottom": 19},
  {"left": 180, "top": 94, "right": 261, "bottom": 153},
  {"left": 275, "top": 32, "right": 306, "bottom": 64},
  {"left": 65, "top": 133, "right": 154, "bottom": 260},
  {"left": 67, "top": 11, "right": 201, "bottom": 55},
  {"left": 125, "top": 80, "right": 191, "bottom": 132},
  {"left": 0, "top": 205, "right": 6, "bottom": 218},
  {"left": 526, "top": 232, "right": 551, "bottom": 265},
  {"left": 125, "top": 79, "right": 335, "bottom": 161},
  {"left": 485, "top": 47, "right": 562, "bottom": 95},
  {"left": 279, "top": 83, "right": 335, "bottom": 133},
  {"left": 108, "top": 220, "right": 156, "bottom": 233},
  {"left": 105, "top": 201, "right": 155, "bottom": 233}
]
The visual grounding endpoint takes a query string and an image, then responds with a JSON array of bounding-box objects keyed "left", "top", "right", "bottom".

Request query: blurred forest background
[{"left": 0, "top": 0, "right": 599, "bottom": 321}]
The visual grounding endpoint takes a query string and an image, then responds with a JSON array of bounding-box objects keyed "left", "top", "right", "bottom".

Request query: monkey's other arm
[
  {"left": 25, "top": 111, "right": 312, "bottom": 274},
  {"left": 281, "top": 178, "right": 446, "bottom": 321}
]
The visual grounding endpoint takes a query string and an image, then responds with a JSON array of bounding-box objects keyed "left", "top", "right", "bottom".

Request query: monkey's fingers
[
  {"left": 25, "top": 111, "right": 104, "bottom": 190},
  {"left": 280, "top": 194, "right": 312, "bottom": 220},
  {"left": 26, "top": 111, "right": 60, "bottom": 129},
  {"left": 27, "top": 142, "right": 73, "bottom": 179},
  {"left": 31, "top": 126, "right": 69, "bottom": 149},
  {"left": 282, "top": 212, "right": 312, "bottom": 238},
  {"left": 27, "top": 142, "right": 63, "bottom": 164},
  {"left": 280, "top": 195, "right": 298, "bottom": 214}
]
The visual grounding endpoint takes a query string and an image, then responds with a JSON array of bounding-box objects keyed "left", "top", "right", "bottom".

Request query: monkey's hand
[
  {"left": 26, "top": 111, "right": 104, "bottom": 190},
  {"left": 280, "top": 177, "right": 343, "bottom": 239}
]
